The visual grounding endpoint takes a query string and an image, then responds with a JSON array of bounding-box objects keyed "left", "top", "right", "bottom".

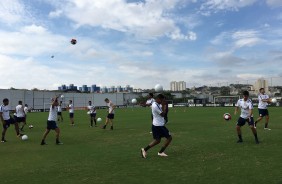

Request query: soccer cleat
[
  {"left": 158, "top": 152, "right": 168, "bottom": 157},
  {"left": 40, "top": 141, "right": 47, "bottom": 145},
  {"left": 264, "top": 128, "right": 271, "bottom": 130},
  {"left": 1, "top": 140, "right": 7, "bottom": 143},
  {"left": 255, "top": 139, "right": 260, "bottom": 144},
  {"left": 237, "top": 139, "right": 243, "bottom": 143},
  {"left": 17, "top": 133, "right": 24, "bottom": 138},
  {"left": 141, "top": 148, "right": 147, "bottom": 158}
]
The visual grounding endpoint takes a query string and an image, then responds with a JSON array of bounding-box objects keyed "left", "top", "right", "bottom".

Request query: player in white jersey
[
  {"left": 255, "top": 88, "right": 271, "bottom": 130},
  {"left": 57, "top": 101, "right": 63, "bottom": 122},
  {"left": 234, "top": 91, "right": 259, "bottom": 144},
  {"left": 87, "top": 101, "right": 97, "bottom": 127},
  {"left": 102, "top": 98, "right": 115, "bottom": 130},
  {"left": 0, "top": 98, "right": 22, "bottom": 143},
  {"left": 41, "top": 96, "right": 63, "bottom": 145},
  {"left": 67, "top": 100, "right": 75, "bottom": 126},
  {"left": 141, "top": 94, "right": 172, "bottom": 158},
  {"left": 15, "top": 101, "right": 26, "bottom": 131}
]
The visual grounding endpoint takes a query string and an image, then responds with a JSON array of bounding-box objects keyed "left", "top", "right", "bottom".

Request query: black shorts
[
  {"left": 237, "top": 117, "right": 254, "bottom": 127},
  {"left": 258, "top": 109, "right": 269, "bottom": 117},
  {"left": 90, "top": 113, "right": 96, "bottom": 118},
  {"left": 107, "top": 113, "right": 114, "bottom": 119},
  {"left": 47, "top": 121, "right": 58, "bottom": 130},
  {"left": 152, "top": 125, "right": 171, "bottom": 140},
  {"left": 3, "top": 118, "right": 15, "bottom": 129},
  {"left": 16, "top": 117, "right": 26, "bottom": 123},
  {"left": 69, "top": 113, "right": 74, "bottom": 118},
  {"left": 57, "top": 112, "right": 62, "bottom": 115}
]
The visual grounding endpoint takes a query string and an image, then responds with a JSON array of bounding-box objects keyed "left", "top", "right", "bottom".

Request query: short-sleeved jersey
[
  {"left": 16, "top": 105, "right": 25, "bottom": 117},
  {"left": 258, "top": 93, "right": 269, "bottom": 109},
  {"left": 146, "top": 98, "right": 155, "bottom": 107},
  {"left": 152, "top": 102, "right": 165, "bottom": 126},
  {"left": 69, "top": 104, "right": 74, "bottom": 113},
  {"left": 236, "top": 99, "right": 253, "bottom": 119},
  {"left": 24, "top": 107, "right": 28, "bottom": 114},
  {"left": 0, "top": 104, "right": 11, "bottom": 120},
  {"left": 48, "top": 105, "right": 58, "bottom": 121},
  {"left": 87, "top": 105, "right": 96, "bottom": 114},
  {"left": 107, "top": 101, "right": 115, "bottom": 114},
  {"left": 57, "top": 105, "right": 62, "bottom": 112}
]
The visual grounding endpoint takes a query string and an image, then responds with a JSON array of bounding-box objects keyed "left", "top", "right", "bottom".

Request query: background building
[
  {"left": 170, "top": 81, "right": 186, "bottom": 91},
  {"left": 253, "top": 79, "right": 269, "bottom": 93}
]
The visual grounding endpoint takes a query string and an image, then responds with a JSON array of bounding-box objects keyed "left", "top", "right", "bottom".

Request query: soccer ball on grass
[{"left": 223, "top": 113, "right": 231, "bottom": 121}]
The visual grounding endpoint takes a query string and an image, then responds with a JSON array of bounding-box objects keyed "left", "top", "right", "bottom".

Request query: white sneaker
[
  {"left": 158, "top": 152, "right": 168, "bottom": 157},
  {"left": 141, "top": 148, "right": 147, "bottom": 158},
  {"left": 264, "top": 128, "right": 271, "bottom": 130}
]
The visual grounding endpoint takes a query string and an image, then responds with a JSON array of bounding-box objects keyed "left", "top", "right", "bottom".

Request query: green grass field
[{"left": 1, "top": 107, "right": 282, "bottom": 184}]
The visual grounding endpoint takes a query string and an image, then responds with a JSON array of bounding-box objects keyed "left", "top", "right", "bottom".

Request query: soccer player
[
  {"left": 141, "top": 94, "right": 172, "bottom": 158},
  {"left": 87, "top": 101, "right": 97, "bottom": 127},
  {"left": 23, "top": 104, "right": 29, "bottom": 125},
  {"left": 255, "top": 88, "right": 271, "bottom": 130},
  {"left": 141, "top": 93, "right": 155, "bottom": 133},
  {"left": 15, "top": 101, "right": 26, "bottom": 131},
  {"left": 68, "top": 100, "right": 75, "bottom": 126},
  {"left": 0, "top": 98, "right": 22, "bottom": 143},
  {"left": 234, "top": 91, "right": 259, "bottom": 144},
  {"left": 41, "top": 96, "right": 63, "bottom": 145},
  {"left": 57, "top": 101, "right": 63, "bottom": 122},
  {"left": 102, "top": 98, "right": 115, "bottom": 130}
]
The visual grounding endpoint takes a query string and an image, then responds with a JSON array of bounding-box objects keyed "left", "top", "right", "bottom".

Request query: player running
[
  {"left": 87, "top": 101, "right": 97, "bottom": 127},
  {"left": 234, "top": 91, "right": 259, "bottom": 144},
  {"left": 254, "top": 88, "right": 271, "bottom": 130},
  {"left": 141, "top": 94, "right": 172, "bottom": 158}
]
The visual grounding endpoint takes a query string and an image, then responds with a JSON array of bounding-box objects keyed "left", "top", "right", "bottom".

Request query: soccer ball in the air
[
  {"left": 21, "top": 135, "right": 28, "bottom": 141},
  {"left": 271, "top": 98, "right": 277, "bottom": 103},
  {"left": 29, "top": 125, "right": 33, "bottom": 129},
  {"left": 131, "top": 98, "right": 137, "bottom": 104},
  {"left": 223, "top": 113, "right": 231, "bottom": 121},
  {"left": 97, "top": 118, "right": 102, "bottom": 122},
  {"left": 154, "top": 84, "right": 163, "bottom": 92},
  {"left": 70, "top": 38, "right": 77, "bottom": 45},
  {"left": 87, "top": 111, "right": 91, "bottom": 115}
]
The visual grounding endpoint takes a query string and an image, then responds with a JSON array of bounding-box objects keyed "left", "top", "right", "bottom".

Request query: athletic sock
[
  {"left": 110, "top": 126, "right": 113, "bottom": 130},
  {"left": 238, "top": 135, "right": 242, "bottom": 141},
  {"left": 265, "top": 123, "right": 268, "bottom": 128},
  {"left": 144, "top": 145, "right": 151, "bottom": 152},
  {"left": 91, "top": 120, "right": 93, "bottom": 126},
  {"left": 103, "top": 125, "right": 106, "bottom": 129},
  {"left": 94, "top": 119, "right": 97, "bottom": 125},
  {"left": 159, "top": 147, "right": 166, "bottom": 153}
]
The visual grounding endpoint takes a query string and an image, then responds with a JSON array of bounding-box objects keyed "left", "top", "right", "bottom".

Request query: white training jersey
[
  {"left": 258, "top": 93, "right": 269, "bottom": 109},
  {"left": 16, "top": 105, "right": 25, "bottom": 117},
  {"left": 24, "top": 107, "right": 28, "bottom": 114},
  {"left": 48, "top": 105, "right": 58, "bottom": 121},
  {"left": 236, "top": 99, "right": 253, "bottom": 119},
  {"left": 69, "top": 104, "right": 74, "bottom": 113},
  {"left": 152, "top": 102, "right": 165, "bottom": 126},
  {"left": 87, "top": 105, "right": 96, "bottom": 114},
  {"left": 107, "top": 101, "right": 115, "bottom": 114},
  {"left": 0, "top": 104, "right": 11, "bottom": 120},
  {"left": 146, "top": 98, "right": 155, "bottom": 107},
  {"left": 57, "top": 105, "right": 62, "bottom": 112}
]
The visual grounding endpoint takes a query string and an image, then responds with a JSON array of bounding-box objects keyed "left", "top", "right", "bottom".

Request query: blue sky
[{"left": 0, "top": 0, "right": 282, "bottom": 90}]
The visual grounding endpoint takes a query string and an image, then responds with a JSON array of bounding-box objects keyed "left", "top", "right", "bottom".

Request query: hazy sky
[{"left": 0, "top": 0, "right": 282, "bottom": 90}]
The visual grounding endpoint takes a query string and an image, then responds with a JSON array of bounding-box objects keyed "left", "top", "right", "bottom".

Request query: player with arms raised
[{"left": 234, "top": 91, "right": 259, "bottom": 144}]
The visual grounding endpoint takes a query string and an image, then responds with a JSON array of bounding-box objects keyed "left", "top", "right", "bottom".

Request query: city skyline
[{"left": 0, "top": 0, "right": 282, "bottom": 90}]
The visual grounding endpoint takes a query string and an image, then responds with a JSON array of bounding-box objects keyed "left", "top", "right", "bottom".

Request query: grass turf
[{"left": 1, "top": 107, "right": 282, "bottom": 184}]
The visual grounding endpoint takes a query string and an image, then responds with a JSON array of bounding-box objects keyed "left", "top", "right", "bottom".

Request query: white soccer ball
[
  {"left": 154, "top": 84, "right": 163, "bottom": 92},
  {"left": 29, "top": 125, "right": 33, "bottom": 129},
  {"left": 131, "top": 98, "right": 137, "bottom": 104},
  {"left": 223, "top": 113, "right": 231, "bottom": 121},
  {"left": 61, "top": 95, "right": 64, "bottom": 98},
  {"left": 271, "top": 98, "right": 277, "bottom": 103},
  {"left": 21, "top": 135, "right": 28, "bottom": 141},
  {"left": 97, "top": 118, "right": 102, "bottom": 122},
  {"left": 87, "top": 111, "right": 91, "bottom": 115}
]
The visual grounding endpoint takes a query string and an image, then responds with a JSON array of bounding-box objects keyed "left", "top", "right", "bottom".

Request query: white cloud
[
  {"left": 266, "top": 0, "right": 282, "bottom": 7},
  {"left": 200, "top": 0, "right": 257, "bottom": 14},
  {"left": 50, "top": 0, "right": 192, "bottom": 40},
  {"left": 49, "top": 10, "right": 63, "bottom": 18},
  {"left": 232, "top": 30, "right": 263, "bottom": 48}
]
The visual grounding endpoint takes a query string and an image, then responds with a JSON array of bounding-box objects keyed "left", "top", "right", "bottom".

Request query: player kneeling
[{"left": 141, "top": 94, "right": 172, "bottom": 158}]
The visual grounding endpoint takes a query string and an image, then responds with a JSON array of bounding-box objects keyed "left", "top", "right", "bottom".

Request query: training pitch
[{"left": 1, "top": 107, "right": 282, "bottom": 184}]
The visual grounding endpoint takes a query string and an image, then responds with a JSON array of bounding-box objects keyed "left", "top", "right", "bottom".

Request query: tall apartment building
[
  {"left": 253, "top": 79, "right": 269, "bottom": 93},
  {"left": 170, "top": 81, "right": 186, "bottom": 91}
]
